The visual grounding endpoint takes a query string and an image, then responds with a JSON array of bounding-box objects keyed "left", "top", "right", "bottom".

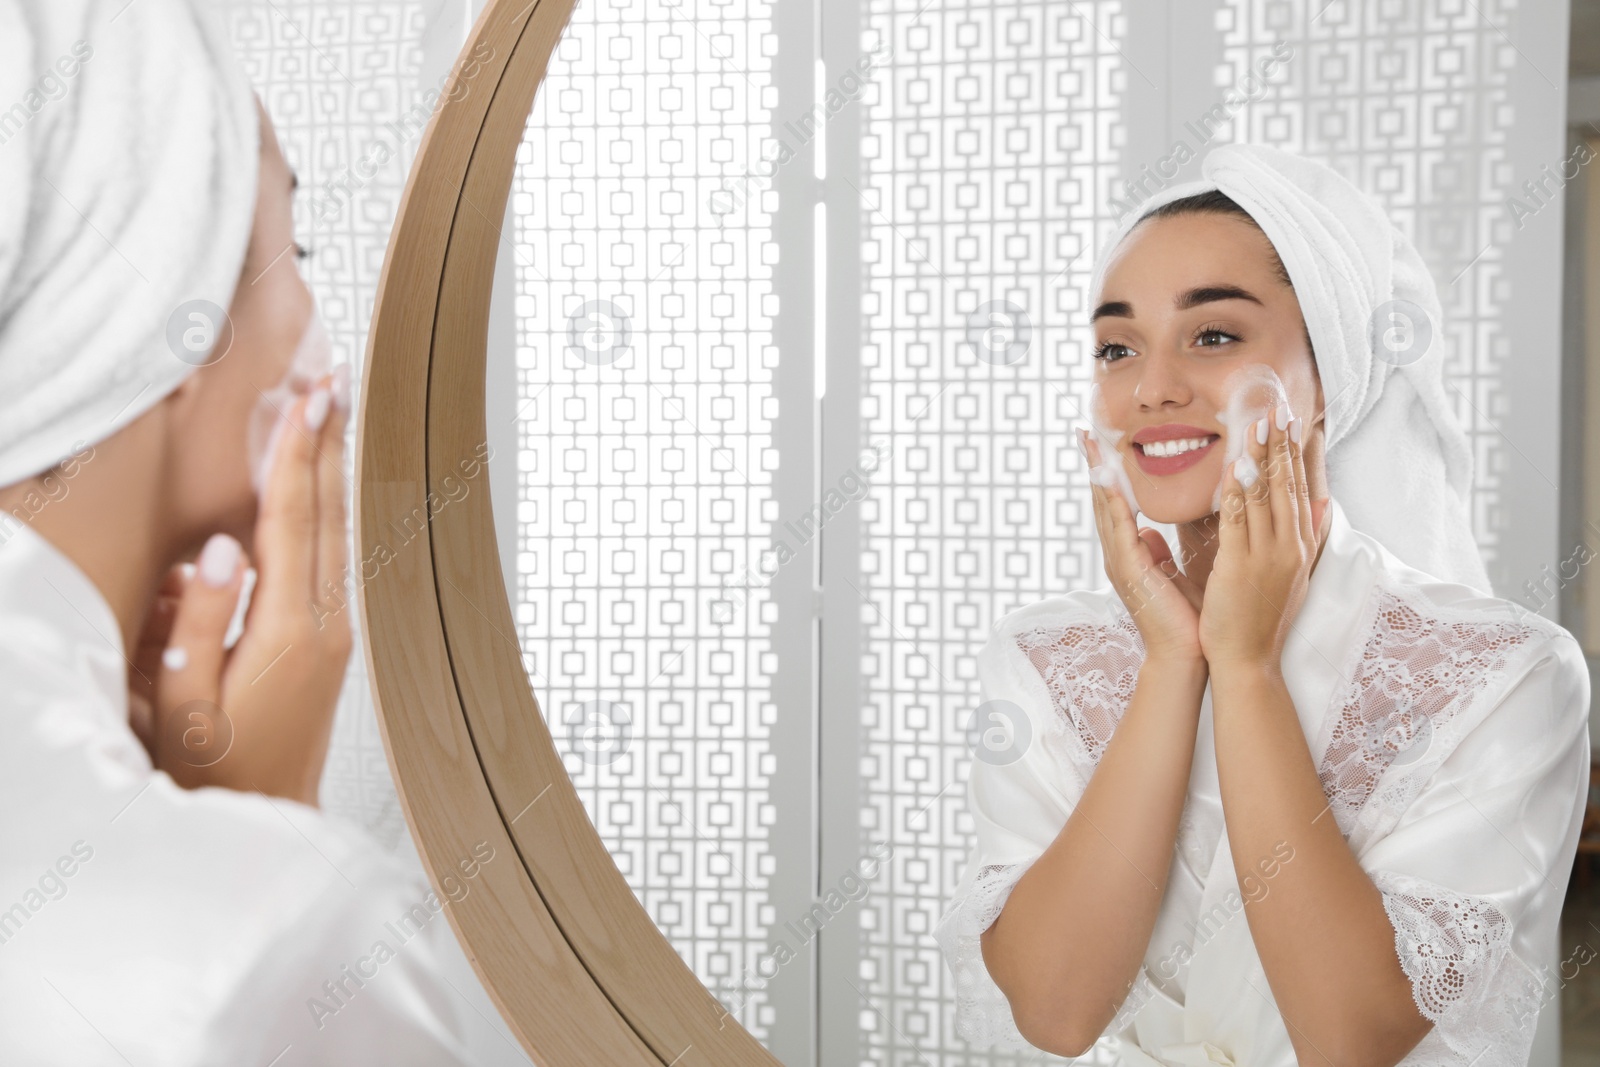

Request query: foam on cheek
[
  {"left": 1210, "top": 363, "right": 1288, "bottom": 510},
  {"left": 1084, "top": 381, "right": 1140, "bottom": 521},
  {"left": 247, "top": 311, "right": 332, "bottom": 496}
]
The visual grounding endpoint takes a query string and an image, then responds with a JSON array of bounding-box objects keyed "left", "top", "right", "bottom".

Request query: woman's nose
[{"left": 1131, "top": 346, "right": 1192, "bottom": 408}]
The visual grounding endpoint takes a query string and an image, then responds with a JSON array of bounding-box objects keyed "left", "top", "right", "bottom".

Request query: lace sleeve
[
  {"left": 1337, "top": 618, "right": 1592, "bottom": 1067},
  {"left": 934, "top": 855, "right": 1155, "bottom": 1050},
  {"left": 1372, "top": 869, "right": 1549, "bottom": 1067},
  {"left": 934, "top": 857, "right": 1040, "bottom": 1050},
  {"left": 936, "top": 597, "right": 1153, "bottom": 1051}
]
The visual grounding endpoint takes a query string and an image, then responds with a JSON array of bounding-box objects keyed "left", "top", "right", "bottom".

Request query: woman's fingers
[
  {"left": 159, "top": 533, "right": 246, "bottom": 711},
  {"left": 313, "top": 366, "right": 351, "bottom": 628},
  {"left": 1290, "top": 415, "right": 1313, "bottom": 546},
  {"left": 130, "top": 565, "right": 186, "bottom": 693},
  {"left": 1241, "top": 411, "right": 1273, "bottom": 554},
  {"left": 1266, "top": 401, "right": 1297, "bottom": 549},
  {"left": 1219, "top": 439, "right": 1248, "bottom": 561},
  {"left": 1169, "top": 568, "right": 1204, "bottom": 615},
  {"left": 1141, "top": 526, "right": 1177, "bottom": 578},
  {"left": 1081, "top": 429, "right": 1112, "bottom": 553},
  {"left": 254, "top": 382, "right": 327, "bottom": 622}
]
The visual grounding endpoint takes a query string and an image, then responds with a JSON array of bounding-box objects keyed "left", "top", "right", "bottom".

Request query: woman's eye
[
  {"left": 1195, "top": 328, "right": 1237, "bottom": 348},
  {"left": 1092, "top": 341, "right": 1130, "bottom": 363}
]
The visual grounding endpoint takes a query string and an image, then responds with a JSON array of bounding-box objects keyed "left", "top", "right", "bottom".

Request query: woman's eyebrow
[{"left": 1091, "top": 284, "right": 1264, "bottom": 323}]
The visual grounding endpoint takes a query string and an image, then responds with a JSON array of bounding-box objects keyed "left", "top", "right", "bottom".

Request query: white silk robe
[
  {"left": 0, "top": 519, "right": 483, "bottom": 1065},
  {"left": 936, "top": 495, "right": 1592, "bottom": 1066}
]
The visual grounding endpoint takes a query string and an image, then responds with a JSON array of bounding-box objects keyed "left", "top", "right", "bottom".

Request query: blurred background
[{"left": 239, "top": 0, "right": 1599, "bottom": 1062}]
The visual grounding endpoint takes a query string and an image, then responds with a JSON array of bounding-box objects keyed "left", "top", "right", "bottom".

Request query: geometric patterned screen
[
  {"left": 857, "top": 2, "right": 1118, "bottom": 1061},
  {"left": 508, "top": 0, "right": 782, "bottom": 1047}
]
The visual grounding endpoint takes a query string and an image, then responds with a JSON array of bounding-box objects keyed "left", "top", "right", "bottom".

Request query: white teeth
[{"left": 1140, "top": 435, "right": 1215, "bottom": 458}]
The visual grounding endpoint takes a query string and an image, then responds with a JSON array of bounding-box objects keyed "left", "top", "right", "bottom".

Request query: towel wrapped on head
[
  {"left": 1087, "top": 142, "right": 1493, "bottom": 596},
  {"left": 0, "top": 0, "right": 261, "bottom": 491}
]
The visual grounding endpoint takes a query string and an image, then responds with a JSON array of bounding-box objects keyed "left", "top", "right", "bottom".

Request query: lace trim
[
  {"left": 934, "top": 856, "right": 1153, "bottom": 1050},
  {"left": 1013, "top": 611, "right": 1145, "bottom": 792},
  {"left": 1315, "top": 583, "right": 1542, "bottom": 846},
  {"left": 1372, "top": 869, "right": 1548, "bottom": 1067}
]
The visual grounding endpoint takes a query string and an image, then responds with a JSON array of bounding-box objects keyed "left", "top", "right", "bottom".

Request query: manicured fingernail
[
  {"left": 1275, "top": 401, "right": 1289, "bottom": 431},
  {"left": 305, "top": 387, "right": 331, "bottom": 431},
  {"left": 1290, "top": 415, "right": 1303, "bottom": 444},
  {"left": 1255, "top": 417, "right": 1268, "bottom": 446},
  {"left": 1234, "top": 454, "right": 1258, "bottom": 488},
  {"left": 331, "top": 364, "right": 351, "bottom": 412},
  {"left": 198, "top": 533, "right": 240, "bottom": 587},
  {"left": 162, "top": 646, "right": 189, "bottom": 672}
]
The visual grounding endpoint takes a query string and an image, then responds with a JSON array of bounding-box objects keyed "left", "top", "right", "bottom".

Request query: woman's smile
[{"left": 1131, "top": 423, "right": 1223, "bottom": 476}]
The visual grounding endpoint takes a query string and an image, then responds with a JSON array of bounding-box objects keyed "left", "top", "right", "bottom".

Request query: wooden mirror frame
[{"left": 353, "top": 0, "right": 783, "bottom": 1062}]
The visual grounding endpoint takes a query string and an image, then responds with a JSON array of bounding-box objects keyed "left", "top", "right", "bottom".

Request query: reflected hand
[
  {"left": 1198, "top": 404, "right": 1326, "bottom": 673},
  {"left": 1080, "top": 428, "right": 1205, "bottom": 665}
]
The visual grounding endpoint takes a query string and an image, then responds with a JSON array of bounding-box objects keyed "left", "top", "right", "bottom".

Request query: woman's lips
[{"left": 1132, "top": 434, "right": 1221, "bottom": 476}]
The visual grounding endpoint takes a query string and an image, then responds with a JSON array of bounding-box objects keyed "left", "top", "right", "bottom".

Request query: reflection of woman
[
  {"left": 936, "top": 143, "right": 1590, "bottom": 1066},
  {"left": 0, "top": 1, "right": 476, "bottom": 1062}
]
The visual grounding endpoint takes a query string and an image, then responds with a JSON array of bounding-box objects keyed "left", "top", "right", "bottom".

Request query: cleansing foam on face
[
  {"left": 247, "top": 307, "right": 332, "bottom": 496},
  {"left": 1084, "top": 380, "right": 1141, "bottom": 520},
  {"left": 1211, "top": 363, "right": 1287, "bottom": 509}
]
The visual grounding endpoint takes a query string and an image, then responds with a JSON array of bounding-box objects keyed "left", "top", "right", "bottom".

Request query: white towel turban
[
  {"left": 0, "top": 0, "right": 260, "bottom": 490},
  {"left": 1087, "top": 143, "right": 1493, "bottom": 597}
]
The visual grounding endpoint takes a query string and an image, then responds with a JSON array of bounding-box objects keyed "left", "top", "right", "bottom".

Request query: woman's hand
[
  {"left": 127, "top": 369, "right": 352, "bottom": 806},
  {"left": 1198, "top": 402, "right": 1325, "bottom": 674},
  {"left": 1079, "top": 428, "right": 1206, "bottom": 665}
]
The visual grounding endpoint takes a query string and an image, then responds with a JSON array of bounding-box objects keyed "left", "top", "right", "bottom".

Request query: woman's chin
[{"left": 1130, "top": 481, "right": 1220, "bottom": 525}]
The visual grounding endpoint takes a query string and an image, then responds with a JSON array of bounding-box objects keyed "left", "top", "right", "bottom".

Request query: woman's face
[
  {"left": 164, "top": 98, "right": 314, "bottom": 559},
  {"left": 1089, "top": 210, "right": 1324, "bottom": 526}
]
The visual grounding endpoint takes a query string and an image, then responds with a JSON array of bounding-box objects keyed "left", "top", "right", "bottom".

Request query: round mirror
[{"left": 356, "top": 1, "right": 784, "bottom": 1062}]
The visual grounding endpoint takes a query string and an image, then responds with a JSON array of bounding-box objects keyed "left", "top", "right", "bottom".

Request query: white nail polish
[
  {"left": 1255, "top": 417, "right": 1268, "bottom": 446},
  {"left": 305, "top": 387, "right": 331, "bottom": 431},
  {"left": 331, "top": 363, "right": 351, "bottom": 412},
  {"left": 162, "top": 646, "right": 189, "bottom": 672},
  {"left": 198, "top": 533, "right": 240, "bottom": 587},
  {"left": 1290, "top": 416, "right": 1303, "bottom": 444},
  {"left": 1275, "top": 401, "right": 1289, "bottom": 431},
  {"left": 1234, "top": 454, "right": 1259, "bottom": 488}
]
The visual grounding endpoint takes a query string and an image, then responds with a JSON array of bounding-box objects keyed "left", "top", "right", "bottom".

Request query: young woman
[
  {"left": 936, "top": 144, "right": 1590, "bottom": 1067},
  {"left": 0, "top": 1, "right": 477, "bottom": 1062}
]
